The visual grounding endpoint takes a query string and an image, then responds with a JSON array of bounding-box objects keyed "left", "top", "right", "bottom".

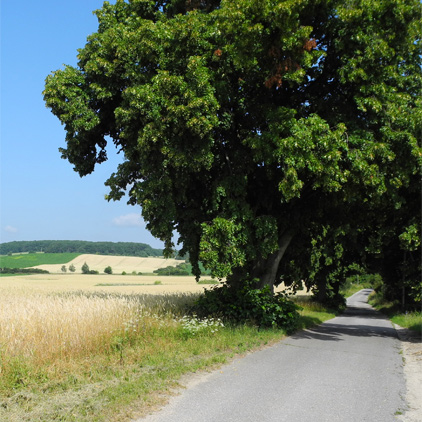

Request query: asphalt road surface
[{"left": 140, "top": 289, "right": 406, "bottom": 422}]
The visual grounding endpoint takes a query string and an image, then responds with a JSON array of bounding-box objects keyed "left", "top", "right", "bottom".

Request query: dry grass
[
  {"left": 0, "top": 286, "right": 197, "bottom": 366},
  {"left": 0, "top": 274, "right": 212, "bottom": 295},
  {"left": 1, "top": 288, "right": 128, "bottom": 363},
  {"left": 0, "top": 276, "right": 323, "bottom": 422},
  {"left": 0, "top": 273, "right": 304, "bottom": 295}
]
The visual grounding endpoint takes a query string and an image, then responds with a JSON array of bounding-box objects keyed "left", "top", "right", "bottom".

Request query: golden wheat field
[
  {"left": 0, "top": 268, "right": 305, "bottom": 367},
  {"left": 0, "top": 267, "right": 209, "bottom": 367},
  {"left": 0, "top": 273, "right": 214, "bottom": 294}
]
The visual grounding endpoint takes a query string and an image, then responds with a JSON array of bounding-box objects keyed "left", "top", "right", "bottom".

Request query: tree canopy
[{"left": 44, "top": 0, "right": 421, "bottom": 305}]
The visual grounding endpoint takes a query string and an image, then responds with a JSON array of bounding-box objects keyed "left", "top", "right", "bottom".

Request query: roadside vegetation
[
  {"left": 0, "top": 286, "right": 337, "bottom": 422},
  {"left": 368, "top": 291, "right": 422, "bottom": 333}
]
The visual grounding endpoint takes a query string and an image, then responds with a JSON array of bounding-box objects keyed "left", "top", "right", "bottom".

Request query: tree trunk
[
  {"left": 251, "top": 229, "right": 294, "bottom": 294},
  {"left": 314, "top": 280, "right": 328, "bottom": 303}
]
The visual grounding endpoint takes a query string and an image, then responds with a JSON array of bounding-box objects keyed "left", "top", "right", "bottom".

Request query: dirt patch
[{"left": 394, "top": 325, "right": 422, "bottom": 421}]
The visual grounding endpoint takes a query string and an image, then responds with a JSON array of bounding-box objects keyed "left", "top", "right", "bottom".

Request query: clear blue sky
[{"left": 0, "top": 0, "right": 165, "bottom": 249}]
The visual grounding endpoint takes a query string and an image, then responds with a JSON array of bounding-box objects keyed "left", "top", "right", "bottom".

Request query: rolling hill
[{"left": 31, "top": 254, "right": 183, "bottom": 274}]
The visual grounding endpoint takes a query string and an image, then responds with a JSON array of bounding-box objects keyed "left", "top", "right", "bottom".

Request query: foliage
[
  {"left": 43, "top": 0, "right": 421, "bottom": 309},
  {"left": 153, "top": 262, "right": 190, "bottom": 275},
  {"left": 0, "top": 267, "right": 49, "bottom": 275},
  {"left": 68, "top": 264, "right": 76, "bottom": 273},
  {"left": 104, "top": 265, "right": 113, "bottom": 274},
  {"left": 369, "top": 274, "right": 421, "bottom": 312},
  {"left": 0, "top": 240, "right": 163, "bottom": 257},
  {"left": 193, "top": 280, "right": 300, "bottom": 331},
  {"left": 339, "top": 276, "right": 376, "bottom": 297},
  {"left": 81, "top": 262, "right": 89, "bottom": 274},
  {"left": 368, "top": 290, "right": 422, "bottom": 333},
  {"left": 61, "top": 265, "right": 67, "bottom": 273}
]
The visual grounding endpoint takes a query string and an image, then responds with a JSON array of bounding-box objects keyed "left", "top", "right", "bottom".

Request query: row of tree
[
  {"left": 153, "top": 263, "right": 191, "bottom": 276},
  {"left": 0, "top": 268, "right": 49, "bottom": 275},
  {"left": 0, "top": 240, "right": 163, "bottom": 257}
]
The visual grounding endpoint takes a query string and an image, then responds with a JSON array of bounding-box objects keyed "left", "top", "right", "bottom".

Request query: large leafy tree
[{"left": 44, "top": 0, "right": 421, "bottom": 296}]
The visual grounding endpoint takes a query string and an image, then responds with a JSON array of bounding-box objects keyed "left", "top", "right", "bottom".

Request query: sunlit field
[
  {"left": 0, "top": 273, "right": 299, "bottom": 294},
  {"left": 0, "top": 286, "right": 197, "bottom": 365},
  {"left": 0, "top": 273, "right": 213, "bottom": 294},
  {"left": 0, "top": 275, "right": 318, "bottom": 422}
]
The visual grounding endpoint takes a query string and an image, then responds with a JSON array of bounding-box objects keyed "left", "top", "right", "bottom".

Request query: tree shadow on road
[{"left": 289, "top": 306, "right": 399, "bottom": 342}]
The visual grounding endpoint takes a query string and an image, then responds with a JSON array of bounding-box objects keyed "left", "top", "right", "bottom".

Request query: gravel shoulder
[{"left": 394, "top": 325, "right": 422, "bottom": 422}]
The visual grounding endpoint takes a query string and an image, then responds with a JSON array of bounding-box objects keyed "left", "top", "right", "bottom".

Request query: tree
[
  {"left": 81, "top": 262, "right": 90, "bottom": 274},
  {"left": 44, "top": 0, "right": 421, "bottom": 301},
  {"left": 61, "top": 265, "right": 67, "bottom": 273},
  {"left": 104, "top": 265, "right": 113, "bottom": 274},
  {"left": 69, "top": 264, "right": 76, "bottom": 273}
]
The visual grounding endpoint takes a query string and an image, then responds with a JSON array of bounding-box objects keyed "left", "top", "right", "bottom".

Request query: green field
[{"left": 0, "top": 253, "right": 80, "bottom": 268}]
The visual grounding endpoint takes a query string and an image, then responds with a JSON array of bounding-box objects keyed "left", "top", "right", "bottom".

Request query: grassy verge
[
  {"left": 368, "top": 290, "right": 422, "bottom": 333},
  {"left": 0, "top": 288, "right": 336, "bottom": 422}
]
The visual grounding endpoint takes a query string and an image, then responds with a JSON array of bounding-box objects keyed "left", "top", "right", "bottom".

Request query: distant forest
[{"left": 0, "top": 240, "right": 164, "bottom": 257}]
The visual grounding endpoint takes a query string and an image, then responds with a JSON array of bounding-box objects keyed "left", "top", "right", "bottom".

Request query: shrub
[
  {"left": 0, "top": 268, "right": 49, "bottom": 275},
  {"left": 81, "top": 262, "right": 90, "bottom": 274},
  {"left": 192, "top": 279, "right": 300, "bottom": 332},
  {"left": 104, "top": 266, "right": 112, "bottom": 275},
  {"left": 153, "top": 263, "right": 190, "bottom": 276}
]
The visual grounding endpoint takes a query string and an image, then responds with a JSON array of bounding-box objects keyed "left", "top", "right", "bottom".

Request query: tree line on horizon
[{"left": 0, "top": 240, "right": 165, "bottom": 257}]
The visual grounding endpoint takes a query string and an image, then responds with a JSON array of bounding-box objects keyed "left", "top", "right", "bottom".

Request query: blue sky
[{"left": 1, "top": 0, "right": 165, "bottom": 249}]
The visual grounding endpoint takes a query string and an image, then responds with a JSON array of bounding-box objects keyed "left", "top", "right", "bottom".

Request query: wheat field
[
  {"left": 0, "top": 271, "right": 304, "bottom": 367},
  {"left": 31, "top": 254, "right": 182, "bottom": 274},
  {"left": 0, "top": 285, "right": 198, "bottom": 365}
]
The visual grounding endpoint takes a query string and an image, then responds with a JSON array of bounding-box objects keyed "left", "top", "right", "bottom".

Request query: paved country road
[{"left": 139, "top": 289, "right": 406, "bottom": 422}]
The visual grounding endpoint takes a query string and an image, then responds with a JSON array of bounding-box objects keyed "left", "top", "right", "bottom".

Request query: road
[{"left": 139, "top": 289, "right": 406, "bottom": 422}]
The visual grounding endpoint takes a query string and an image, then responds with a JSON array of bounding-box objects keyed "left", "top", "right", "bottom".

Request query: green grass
[
  {"left": 340, "top": 281, "right": 373, "bottom": 298},
  {"left": 391, "top": 312, "right": 422, "bottom": 333},
  {"left": 293, "top": 295, "right": 338, "bottom": 330},
  {"left": 197, "top": 279, "right": 219, "bottom": 285},
  {"left": 0, "top": 253, "right": 80, "bottom": 268},
  {"left": 0, "top": 292, "right": 335, "bottom": 422},
  {"left": 368, "top": 290, "right": 422, "bottom": 333}
]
